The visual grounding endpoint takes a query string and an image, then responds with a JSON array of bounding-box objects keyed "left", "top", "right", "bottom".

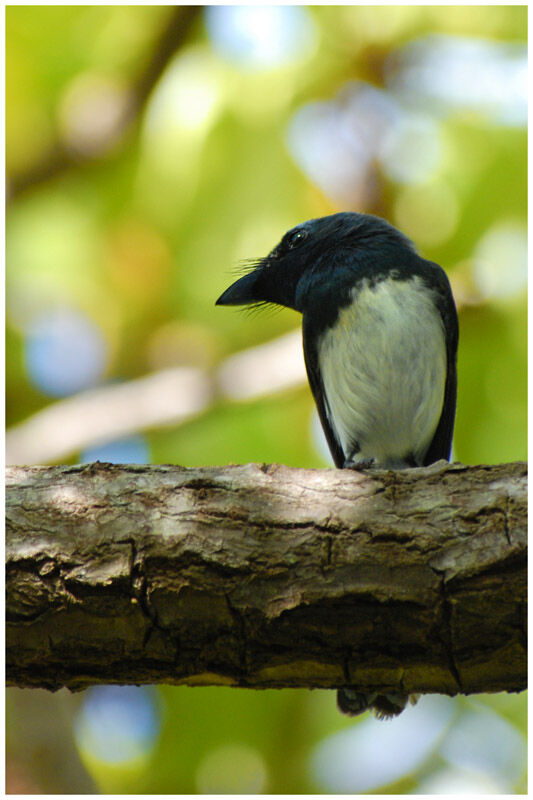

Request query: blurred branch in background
[
  {"left": 7, "top": 462, "right": 526, "bottom": 695},
  {"left": 6, "top": 330, "right": 304, "bottom": 465},
  {"left": 7, "top": 5, "right": 201, "bottom": 200}
]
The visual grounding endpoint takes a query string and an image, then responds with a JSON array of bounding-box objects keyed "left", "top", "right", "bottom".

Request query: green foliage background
[{"left": 6, "top": 5, "right": 526, "bottom": 795}]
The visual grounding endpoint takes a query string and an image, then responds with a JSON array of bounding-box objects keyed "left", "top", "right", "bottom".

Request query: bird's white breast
[{"left": 318, "top": 275, "right": 447, "bottom": 467}]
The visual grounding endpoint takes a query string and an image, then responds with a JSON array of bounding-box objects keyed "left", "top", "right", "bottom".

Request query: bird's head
[{"left": 215, "top": 212, "right": 416, "bottom": 313}]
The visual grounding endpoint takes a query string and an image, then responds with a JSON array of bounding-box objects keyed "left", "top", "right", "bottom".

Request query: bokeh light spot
[
  {"left": 287, "top": 83, "right": 400, "bottom": 207},
  {"left": 472, "top": 222, "right": 527, "bottom": 300},
  {"left": 205, "top": 5, "right": 317, "bottom": 69},
  {"left": 195, "top": 743, "right": 268, "bottom": 793},
  {"left": 148, "top": 50, "right": 223, "bottom": 135},
  {"left": 75, "top": 686, "right": 161, "bottom": 765},
  {"left": 387, "top": 34, "right": 527, "bottom": 126},
  {"left": 25, "top": 308, "right": 108, "bottom": 397},
  {"left": 58, "top": 72, "right": 131, "bottom": 156}
]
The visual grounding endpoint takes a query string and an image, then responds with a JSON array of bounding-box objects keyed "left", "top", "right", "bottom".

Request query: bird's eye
[{"left": 286, "top": 229, "right": 308, "bottom": 249}]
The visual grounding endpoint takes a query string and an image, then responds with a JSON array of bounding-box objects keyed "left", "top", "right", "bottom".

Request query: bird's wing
[
  {"left": 423, "top": 269, "right": 459, "bottom": 465},
  {"left": 424, "top": 355, "right": 457, "bottom": 463},
  {"left": 302, "top": 319, "right": 346, "bottom": 468}
]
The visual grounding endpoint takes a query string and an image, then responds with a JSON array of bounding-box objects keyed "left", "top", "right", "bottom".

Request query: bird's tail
[{"left": 337, "top": 688, "right": 413, "bottom": 720}]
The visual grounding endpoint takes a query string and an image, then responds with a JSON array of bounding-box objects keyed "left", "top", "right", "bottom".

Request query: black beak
[{"left": 215, "top": 270, "right": 261, "bottom": 306}]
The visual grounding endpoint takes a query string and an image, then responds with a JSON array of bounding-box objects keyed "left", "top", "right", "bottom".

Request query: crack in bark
[
  {"left": 504, "top": 492, "right": 512, "bottom": 546},
  {"left": 120, "top": 536, "right": 165, "bottom": 651},
  {"left": 224, "top": 593, "right": 248, "bottom": 683},
  {"left": 199, "top": 507, "right": 347, "bottom": 536},
  {"left": 325, "top": 535, "right": 333, "bottom": 567},
  {"left": 435, "top": 569, "right": 464, "bottom": 694}
]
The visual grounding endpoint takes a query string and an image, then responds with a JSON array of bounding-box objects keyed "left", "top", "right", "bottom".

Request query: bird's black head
[{"left": 215, "top": 212, "right": 417, "bottom": 314}]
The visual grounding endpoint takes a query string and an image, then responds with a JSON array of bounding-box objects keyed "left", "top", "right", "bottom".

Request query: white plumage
[{"left": 318, "top": 275, "right": 446, "bottom": 467}]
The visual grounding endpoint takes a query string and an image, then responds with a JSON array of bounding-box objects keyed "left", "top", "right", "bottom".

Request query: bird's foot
[
  {"left": 337, "top": 688, "right": 377, "bottom": 716},
  {"left": 337, "top": 688, "right": 412, "bottom": 719},
  {"left": 343, "top": 457, "right": 375, "bottom": 471}
]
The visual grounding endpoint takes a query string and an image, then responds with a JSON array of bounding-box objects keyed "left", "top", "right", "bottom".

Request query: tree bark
[{"left": 6, "top": 461, "right": 526, "bottom": 699}]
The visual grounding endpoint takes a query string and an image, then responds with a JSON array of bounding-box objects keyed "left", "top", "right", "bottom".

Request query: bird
[{"left": 216, "top": 211, "right": 459, "bottom": 718}]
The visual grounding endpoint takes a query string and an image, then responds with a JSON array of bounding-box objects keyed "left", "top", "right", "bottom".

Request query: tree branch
[{"left": 7, "top": 461, "right": 526, "bottom": 698}]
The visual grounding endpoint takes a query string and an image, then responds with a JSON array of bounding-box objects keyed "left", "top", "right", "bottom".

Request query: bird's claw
[{"left": 343, "top": 457, "right": 376, "bottom": 471}]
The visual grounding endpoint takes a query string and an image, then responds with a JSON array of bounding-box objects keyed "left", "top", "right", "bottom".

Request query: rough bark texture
[{"left": 6, "top": 461, "right": 526, "bottom": 699}]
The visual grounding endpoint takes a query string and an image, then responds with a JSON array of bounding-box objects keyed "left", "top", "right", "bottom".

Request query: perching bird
[{"left": 216, "top": 211, "right": 459, "bottom": 718}]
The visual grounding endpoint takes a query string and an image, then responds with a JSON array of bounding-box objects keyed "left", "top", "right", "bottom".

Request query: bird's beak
[{"left": 215, "top": 270, "right": 261, "bottom": 306}]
